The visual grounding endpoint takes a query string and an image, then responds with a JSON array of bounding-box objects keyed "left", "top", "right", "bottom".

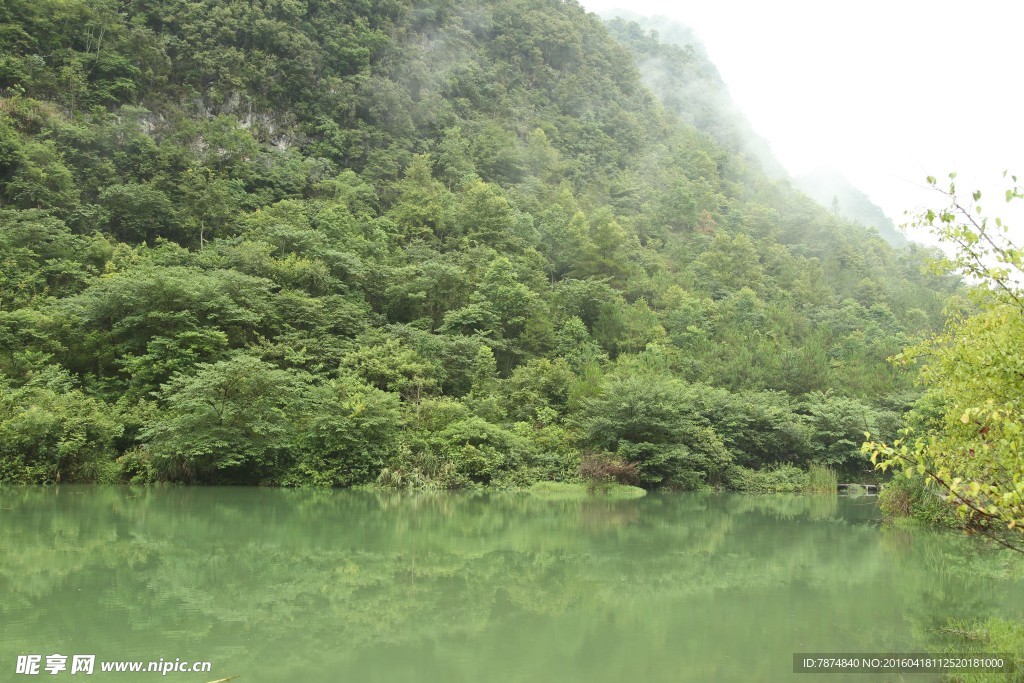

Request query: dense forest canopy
[{"left": 0, "top": 0, "right": 962, "bottom": 488}]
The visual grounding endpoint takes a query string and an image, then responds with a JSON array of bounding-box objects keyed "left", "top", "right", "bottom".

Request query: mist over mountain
[
  {"left": 598, "top": 9, "right": 908, "bottom": 249},
  {"left": 600, "top": 11, "right": 788, "bottom": 180},
  {"left": 0, "top": 0, "right": 957, "bottom": 488},
  {"left": 795, "top": 168, "right": 907, "bottom": 247}
]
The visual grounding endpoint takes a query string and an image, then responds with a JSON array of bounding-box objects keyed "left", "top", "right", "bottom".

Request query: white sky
[{"left": 578, "top": 0, "right": 1024, "bottom": 237}]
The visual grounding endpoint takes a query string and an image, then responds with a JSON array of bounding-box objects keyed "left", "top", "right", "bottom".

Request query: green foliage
[
  {"left": 99, "top": 182, "right": 179, "bottom": 243},
  {"left": 693, "top": 233, "right": 764, "bottom": 297},
  {"left": 341, "top": 331, "right": 438, "bottom": 400},
  {"left": 285, "top": 373, "right": 403, "bottom": 487},
  {"left": 500, "top": 357, "right": 574, "bottom": 423},
  {"left": 877, "top": 475, "right": 959, "bottom": 528},
  {"left": 140, "top": 354, "right": 308, "bottom": 483},
  {"left": 698, "top": 388, "right": 813, "bottom": 467},
  {"left": 0, "top": 208, "right": 111, "bottom": 307},
  {"left": 805, "top": 464, "right": 838, "bottom": 495},
  {"left": 799, "top": 391, "right": 879, "bottom": 473},
  {"left": 580, "top": 374, "right": 733, "bottom": 489},
  {"left": 866, "top": 174, "right": 1024, "bottom": 548},
  {"left": 527, "top": 480, "right": 645, "bottom": 499},
  {"left": 730, "top": 464, "right": 807, "bottom": 493},
  {"left": 0, "top": 370, "right": 122, "bottom": 483}
]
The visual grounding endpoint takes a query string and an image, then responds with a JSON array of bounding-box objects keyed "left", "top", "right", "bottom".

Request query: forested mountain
[{"left": 0, "top": 0, "right": 960, "bottom": 489}]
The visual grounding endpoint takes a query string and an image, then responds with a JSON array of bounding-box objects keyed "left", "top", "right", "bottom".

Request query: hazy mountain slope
[
  {"left": 601, "top": 12, "right": 787, "bottom": 179},
  {"left": 602, "top": 12, "right": 907, "bottom": 248},
  {"left": 795, "top": 169, "right": 907, "bottom": 246}
]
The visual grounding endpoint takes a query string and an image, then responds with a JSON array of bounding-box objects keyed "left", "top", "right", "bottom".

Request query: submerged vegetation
[{"left": 0, "top": 0, "right": 961, "bottom": 490}]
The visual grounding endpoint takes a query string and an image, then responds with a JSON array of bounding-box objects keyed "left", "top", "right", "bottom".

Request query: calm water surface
[{"left": 2, "top": 487, "right": 1023, "bottom": 682}]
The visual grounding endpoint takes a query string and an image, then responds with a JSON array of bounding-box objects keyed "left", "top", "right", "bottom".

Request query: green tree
[
  {"left": 867, "top": 174, "right": 1024, "bottom": 548},
  {"left": 140, "top": 354, "right": 308, "bottom": 483},
  {"left": 341, "top": 331, "right": 438, "bottom": 402},
  {"left": 0, "top": 368, "right": 122, "bottom": 483},
  {"left": 288, "top": 373, "right": 404, "bottom": 487},
  {"left": 99, "top": 182, "right": 179, "bottom": 243},
  {"left": 581, "top": 374, "right": 733, "bottom": 489},
  {"left": 388, "top": 154, "right": 452, "bottom": 244},
  {"left": 693, "top": 232, "right": 764, "bottom": 298}
]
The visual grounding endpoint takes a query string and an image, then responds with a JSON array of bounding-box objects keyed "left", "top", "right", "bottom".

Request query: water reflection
[{"left": 1, "top": 487, "right": 1022, "bottom": 682}]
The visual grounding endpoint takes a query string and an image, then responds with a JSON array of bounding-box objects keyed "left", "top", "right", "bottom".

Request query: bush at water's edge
[{"left": 878, "top": 475, "right": 961, "bottom": 529}]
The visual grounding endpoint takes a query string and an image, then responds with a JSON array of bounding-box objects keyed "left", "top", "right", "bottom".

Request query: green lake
[{"left": 2, "top": 487, "right": 1023, "bottom": 682}]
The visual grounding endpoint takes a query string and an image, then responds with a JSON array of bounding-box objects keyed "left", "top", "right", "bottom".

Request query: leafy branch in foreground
[{"left": 865, "top": 173, "right": 1024, "bottom": 550}]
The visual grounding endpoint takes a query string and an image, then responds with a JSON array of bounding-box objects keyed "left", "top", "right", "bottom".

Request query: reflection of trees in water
[
  {"left": 878, "top": 523, "right": 1024, "bottom": 646},
  {"left": 729, "top": 492, "right": 838, "bottom": 520},
  {"left": 578, "top": 499, "right": 641, "bottom": 532},
  {"left": 1, "top": 487, "right": 1023, "bottom": 682}
]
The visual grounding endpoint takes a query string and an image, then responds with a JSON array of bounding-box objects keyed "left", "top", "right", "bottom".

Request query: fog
[{"left": 579, "top": 0, "right": 1024, "bottom": 238}]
